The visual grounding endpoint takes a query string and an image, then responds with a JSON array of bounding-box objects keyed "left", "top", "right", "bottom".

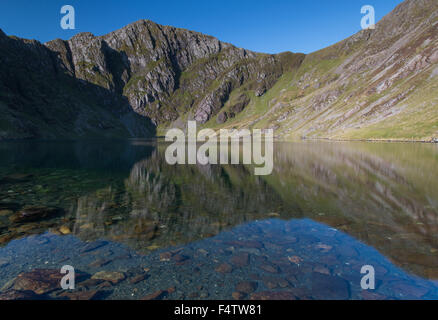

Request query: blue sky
[{"left": 0, "top": 0, "right": 403, "bottom": 54}]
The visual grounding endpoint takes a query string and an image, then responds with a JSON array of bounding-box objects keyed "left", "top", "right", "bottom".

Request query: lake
[{"left": 0, "top": 140, "right": 437, "bottom": 300}]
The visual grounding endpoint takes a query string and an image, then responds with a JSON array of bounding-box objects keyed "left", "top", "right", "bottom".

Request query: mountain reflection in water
[{"left": 0, "top": 140, "right": 437, "bottom": 299}]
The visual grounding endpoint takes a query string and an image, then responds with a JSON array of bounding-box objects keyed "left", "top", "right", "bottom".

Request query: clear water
[{"left": 0, "top": 140, "right": 437, "bottom": 300}]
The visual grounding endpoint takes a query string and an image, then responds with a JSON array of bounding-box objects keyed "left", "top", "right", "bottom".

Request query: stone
[
  {"left": 315, "top": 243, "right": 333, "bottom": 252},
  {"left": 230, "top": 252, "right": 250, "bottom": 267},
  {"left": 9, "top": 206, "right": 63, "bottom": 223},
  {"left": 259, "top": 264, "right": 279, "bottom": 274},
  {"left": 311, "top": 272, "right": 350, "bottom": 300},
  {"left": 10, "top": 269, "right": 86, "bottom": 295},
  {"left": 313, "top": 265, "right": 330, "bottom": 275},
  {"left": 58, "top": 290, "right": 100, "bottom": 300},
  {"left": 235, "top": 281, "right": 258, "bottom": 294},
  {"left": 160, "top": 252, "right": 172, "bottom": 261},
  {"left": 129, "top": 273, "right": 148, "bottom": 284},
  {"left": 232, "top": 291, "right": 246, "bottom": 300},
  {"left": 91, "top": 271, "right": 125, "bottom": 284},
  {"left": 141, "top": 290, "right": 168, "bottom": 300},
  {"left": 215, "top": 263, "right": 233, "bottom": 274},
  {"left": 262, "top": 277, "right": 290, "bottom": 289},
  {"left": 0, "top": 289, "right": 41, "bottom": 300},
  {"left": 287, "top": 256, "right": 303, "bottom": 264},
  {"left": 0, "top": 233, "right": 15, "bottom": 245},
  {"left": 172, "top": 254, "right": 189, "bottom": 263},
  {"left": 59, "top": 226, "right": 71, "bottom": 235}
]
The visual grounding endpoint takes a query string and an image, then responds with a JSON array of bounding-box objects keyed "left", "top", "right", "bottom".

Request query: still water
[{"left": 0, "top": 140, "right": 437, "bottom": 300}]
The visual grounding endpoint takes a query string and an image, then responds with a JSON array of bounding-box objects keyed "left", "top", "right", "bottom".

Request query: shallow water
[{"left": 0, "top": 140, "right": 437, "bottom": 300}]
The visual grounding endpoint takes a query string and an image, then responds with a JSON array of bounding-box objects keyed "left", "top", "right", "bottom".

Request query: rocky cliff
[{"left": 0, "top": 0, "right": 437, "bottom": 140}]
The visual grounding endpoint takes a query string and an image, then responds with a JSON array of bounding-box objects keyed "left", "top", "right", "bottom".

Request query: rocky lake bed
[{"left": 0, "top": 140, "right": 437, "bottom": 300}]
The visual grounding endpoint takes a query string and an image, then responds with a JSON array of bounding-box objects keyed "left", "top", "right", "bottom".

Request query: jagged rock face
[
  {"left": 1, "top": 0, "right": 437, "bottom": 140},
  {"left": 44, "top": 20, "right": 303, "bottom": 126},
  {"left": 0, "top": 29, "right": 155, "bottom": 140}
]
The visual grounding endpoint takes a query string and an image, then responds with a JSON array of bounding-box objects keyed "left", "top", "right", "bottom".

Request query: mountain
[
  {"left": 0, "top": 0, "right": 437, "bottom": 140},
  {"left": 217, "top": 0, "right": 438, "bottom": 141}
]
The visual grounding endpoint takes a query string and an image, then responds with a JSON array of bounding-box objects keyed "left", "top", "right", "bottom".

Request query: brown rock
[
  {"left": 129, "top": 273, "right": 148, "bottom": 284},
  {"left": 11, "top": 269, "right": 78, "bottom": 295},
  {"left": 159, "top": 252, "right": 172, "bottom": 261},
  {"left": 230, "top": 252, "right": 250, "bottom": 267},
  {"left": 172, "top": 254, "right": 189, "bottom": 263},
  {"left": 141, "top": 290, "right": 168, "bottom": 300},
  {"left": 59, "top": 226, "right": 71, "bottom": 235},
  {"left": 0, "top": 233, "right": 15, "bottom": 245},
  {"left": 0, "top": 290, "right": 41, "bottom": 300},
  {"left": 259, "top": 264, "right": 279, "bottom": 274},
  {"left": 97, "top": 281, "right": 113, "bottom": 289},
  {"left": 235, "top": 281, "right": 258, "bottom": 294},
  {"left": 9, "top": 206, "right": 63, "bottom": 223},
  {"left": 91, "top": 271, "right": 125, "bottom": 284},
  {"left": 263, "top": 276, "right": 291, "bottom": 289},
  {"left": 58, "top": 290, "right": 100, "bottom": 300},
  {"left": 232, "top": 291, "right": 246, "bottom": 300},
  {"left": 287, "top": 256, "right": 303, "bottom": 264},
  {"left": 311, "top": 272, "right": 350, "bottom": 300},
  {"left": 315, "top": 243, "right": 333, "bottom": 252},
  {"left": 215, "top": 263, "right": 233, "bottom": 274}
]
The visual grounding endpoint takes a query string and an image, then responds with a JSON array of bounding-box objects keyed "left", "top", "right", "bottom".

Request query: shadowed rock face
[{"left": 0, "top": 30, "right": 156, "bottom": 140}]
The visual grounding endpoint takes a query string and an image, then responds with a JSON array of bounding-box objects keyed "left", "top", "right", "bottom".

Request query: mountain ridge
[{"left": 0, "top": 0, "right": 437, "bottom": 140}]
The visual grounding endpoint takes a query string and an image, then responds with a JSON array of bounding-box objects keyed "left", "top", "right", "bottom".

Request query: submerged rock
[
  {"left": 9, "top": 206, "right": 63, "bottom": 223},
  {"left": 0, "top": 289, "right": 42, "bottom": 300},
  {"left": 91, "top": 271, "right": 126, "bottom": 284},
  {"left": 6, "top": 269, "right": 87, "bottom": 295},
  {"left": 235, "top": 281, "right": 258, "bottom": 294},
  {"left": 215, "top": 263, "right": 233, "bottom": 274},
  {"left": 311, "top": 272, "right": 350, "bottom": 300},
  {"left": 141, "top": 289, "right": 168, "bottom": 300}
]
